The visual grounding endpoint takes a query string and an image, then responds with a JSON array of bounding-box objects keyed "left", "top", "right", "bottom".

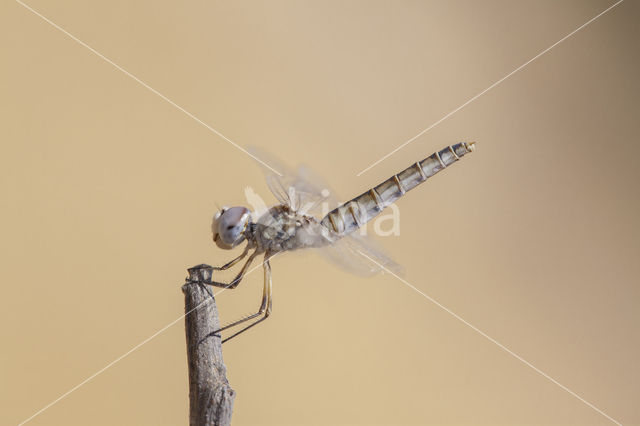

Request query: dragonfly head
[{"left": 212, "top": 206, "right": 251, "bottom": 249}]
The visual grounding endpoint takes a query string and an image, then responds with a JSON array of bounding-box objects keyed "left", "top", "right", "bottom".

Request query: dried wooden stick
[{"left": 182, "top": 264, "right": 235, "bottom": 426}]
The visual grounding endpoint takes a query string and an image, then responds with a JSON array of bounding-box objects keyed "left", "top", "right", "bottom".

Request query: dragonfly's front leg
[
  {"left": 209, "top": 250, "right": 259, "bottom": 289},
  {"left": 196, "top": 248, "right": 257, "bottom": 320},
  {"left": 213, "top": 244, "right": 250, "bottom": 271},
  {"left": 211, "top": 254, "right": 274, "bottom": 343}
]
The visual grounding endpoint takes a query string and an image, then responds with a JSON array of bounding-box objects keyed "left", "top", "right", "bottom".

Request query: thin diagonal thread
[
  {"left": 355, "top": 0, "right": 624, "bottom": 176},
  {"left": 356, "top": 250, "right": 622, "bottom": 426},
  {"left": 14, "top": 0, "right": 282, "bottom": 176},
  {"left": 17, "top": 258, "right": 268, "bottom": 425}
]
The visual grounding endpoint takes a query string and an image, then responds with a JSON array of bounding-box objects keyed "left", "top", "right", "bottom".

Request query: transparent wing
[
  {"left": 247, "top": 145, "right": 403, "bottom": 277},
  {"left": 247, "top": 145, "right": 297, "bottom": 207},
  {"left": 315, "top": 231, "right": 405, "bottom": 277},
  {"left": 247, "top": 145, "right": 336, "bottom": 216}
]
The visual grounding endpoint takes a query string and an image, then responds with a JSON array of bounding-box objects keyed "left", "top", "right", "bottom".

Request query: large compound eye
[{"left": 212, "top": 206, "right": 250, "bottom": 249}]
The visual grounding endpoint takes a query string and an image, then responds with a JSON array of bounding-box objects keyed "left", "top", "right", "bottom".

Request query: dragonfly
[{"left": 208, "top": 142, "right": 476, "bottom": 342}]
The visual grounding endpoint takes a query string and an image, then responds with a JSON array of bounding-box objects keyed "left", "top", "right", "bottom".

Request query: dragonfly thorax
[{"left": 252, "top": 205, "right": 329, "bottom": 253}]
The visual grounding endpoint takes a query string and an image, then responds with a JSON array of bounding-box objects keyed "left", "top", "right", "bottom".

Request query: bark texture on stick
[{"left": 183, "top": 264, "right": 235, "bottom": 426}]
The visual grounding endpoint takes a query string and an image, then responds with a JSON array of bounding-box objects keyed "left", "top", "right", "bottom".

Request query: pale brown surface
[{"left": 1, "top": 1, "right": 638, "bottom": 425}]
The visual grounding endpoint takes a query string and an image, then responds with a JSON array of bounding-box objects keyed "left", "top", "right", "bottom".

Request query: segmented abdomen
[{"left": 321, "top": 142, "right": 475, "bottom": 237}]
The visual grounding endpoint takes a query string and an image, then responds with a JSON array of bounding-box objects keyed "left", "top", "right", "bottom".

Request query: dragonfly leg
[
  {"left": 213, "top": 245, "right": 250, "bottom": 271},
  {"left": 212, "top": 254, "right": 274, "bottom": 343},
  {"left": 195, "top": 250, "right": 260, "bottom": 338},
  {"left": 208, "top": 250, "right": 259, "bottom": 289}
]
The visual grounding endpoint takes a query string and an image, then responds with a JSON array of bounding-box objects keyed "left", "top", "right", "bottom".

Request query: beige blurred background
[{"left": 1, "top": 0, "right": 638, "bottom": 425}]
